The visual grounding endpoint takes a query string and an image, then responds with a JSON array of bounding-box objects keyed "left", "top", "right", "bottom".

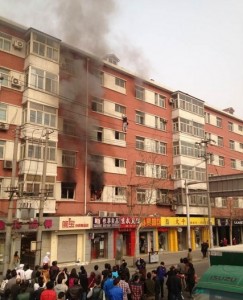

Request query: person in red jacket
[{"left": 40, "top": 281, "right": 56, "bottom": 300}]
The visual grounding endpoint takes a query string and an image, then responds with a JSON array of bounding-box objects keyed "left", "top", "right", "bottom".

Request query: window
[
  {"left": 29, "top": 102, "right": 56, "bottom": 127},
  {"left": 28, "top": 144, "right": 42, "bottom": 159},
  {"left": 205, "top": 132, "right": 211, "bottom": 140},
  {"left": 62, "top": 150, "right": 76, "bottom": 167},
  {"left": 231, "top": 159, "right": 236, "bottom": 169},
  {"left": 222, "top": 197, "right": 227, "bottom": 207},
  {"left": 229, "top": 140, "right": 235, "bottom": 150},
  {"left": 156, "top": 190, "right": 169, "bottom": 204},
  {"left": 0, "top": 103, "right": 7, "bottom": 121},
  {"left": 155, "top": 117, "right": 166, "bottom": 130},
  {"left": 115, "top": 77, "right": 125, "bottom": 88},
  {"left": 155, "top": 94, "right": 165, "bottom": 108},
  {"left": 136, "top": 162, "right": 145, "bottom": 176},
  {"left": 155, "top": 141, "right": 166, "bottom": 154},
  {"left": 115, "top": 104, "right": 126, "bottom": 114},
  {"left": 61, "top": 182, "right": 75, "bottom": 199},
  {"left": 93, "top": 127, "right": 103, "bottom": 142},
  {"left": 137, "top": 189, "right": 146, "bottom": 203},
  {"left": 204, "top": 112, "right": 210, "bottom": 123},
  {"left": 0, "top": 141, "right": 5, "bottom": 158},
  {"left": 63, "top": 119, "right": 76, "bottom": 135},
  {"left": 219, "top": 156, "right": 225, "bottom": 166},
  {"left": 238, "top": 125, "right": 243, "bottom": 132},
  {"left": 233, "top": 197, "right": 239, "bottom": 208},
  {"left": 0, "top": 68, "right": 10, "bottom": 87},
  {"left": 29, "top": 67, "right": 58, "bottom": 94},
  {"left": 217, "top": 136, "right": 223, "bottom": 147},
  {"left": 0, "top": 32, "right": 11, "bottom": 52},
  {"left": 26, "top": 141, "right": 56, "bottom": 161},
  {"left": 115, "top": 131, "right": 125, "bottom": 141},
  {"left": 216, "top": 117, "right": 222, "bottom": 128},
  {"left": 32, "top": 32, "right": 59, "bottom": 61},
  {"left": 228, "top": 122, "right": 233, "bottom": 132},
  {"left": 136, "top": 111, "right": 145, "bottom": 125},
  {"left": 91, "top": 98, "right": 103, "bottom": 113},
  {"left": 155, "top": 165, "right": 167, "bottom": 179},
  {"left": 135, "top": 86, "right": 144, "bottom": 100},
  {"left": 241, "top": 160, "right": 243, "bottom": 167},
  {"left": 115, "top": 187, "right": 126, "bottom": 196},
  {"left": 195, "top": 167, "right": 206, "bottom": 181},
  {"left": 115, "top": 158, "right": 125, "bottom": 168},
  {"left": 136, "top": 137, "right": 145, "bottom": 150},
  {"left": 93, "top": 70, "right": 104, "bottom": 85}
]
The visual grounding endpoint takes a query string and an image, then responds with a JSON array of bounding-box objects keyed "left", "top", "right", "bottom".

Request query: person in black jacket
[
  {"left": 79, "top": 266, "right": 88, "bottom": 300},
  {"left": 151, "top": 270, "right": 160, "bottom": 300},
  {"left": 66, "top": 278, "right": 83, "bottom": 300},
  {"left": 166, "top": 268, "right": 182, "bottom": 300}
]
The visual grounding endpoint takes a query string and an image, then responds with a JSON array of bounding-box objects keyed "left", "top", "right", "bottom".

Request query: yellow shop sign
[{"left": 160, "top": 217, "right": 215, "bottom": 226}]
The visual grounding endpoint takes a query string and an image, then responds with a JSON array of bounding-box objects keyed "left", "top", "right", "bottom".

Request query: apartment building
[{"left": 0, "top": 17, "right": 243, "bottom": 268}]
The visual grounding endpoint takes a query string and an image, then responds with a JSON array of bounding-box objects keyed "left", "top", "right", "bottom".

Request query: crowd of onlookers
[{"left": 0, "top": 250, "right": 197, "bottom": 300}]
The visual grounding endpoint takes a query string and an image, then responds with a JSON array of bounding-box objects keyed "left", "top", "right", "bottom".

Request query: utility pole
[
  {"left": 3, "top": 126, "right": 19, "bottom": 275},
  {"left": 196, "top": 138, "right": 215, "bottom": 248},
  {"left": 35, "top": 130, "right": 49, "bottom": 265},
  {"left": 185, "top": 180, "right": 191, "bottom": 249}
]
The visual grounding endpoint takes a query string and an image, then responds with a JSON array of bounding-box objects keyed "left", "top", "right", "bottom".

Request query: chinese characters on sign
[
  {"left": 59, "top": 217, "right": 92, "bottom": 230},
  {"left": 160, "top": 217, "right": 215, "bottom": 226},
  {"left": 142, "top": 217, "right": 161, "bottom": 227},
  {"left": 93, "top": 217, "right": 120, "bottom": 228},
  {"left": 120, "top": 216, "right": 140, "bottom": 228}
]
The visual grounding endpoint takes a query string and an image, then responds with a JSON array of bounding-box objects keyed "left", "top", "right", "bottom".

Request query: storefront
[
  {"left": 114, "top": 216, "right": 140, "bottom": 257},
  {"left": 0, "top": 217, "right": 56, "bottom": 271},
  {"left": 57, "top": 216, "right": 92, "bottom": 263},
  {"left": 92, "top": 216, "right": 119, "bottom": 260},
  {"left": 215, "top": 218, "right": 243, "bottom": 246},
  {"left": 141, "top": 217, "right": 160, "bottom": 253},
  {"left": 160, "top": 217, "right": 214, "bottom": 251}
]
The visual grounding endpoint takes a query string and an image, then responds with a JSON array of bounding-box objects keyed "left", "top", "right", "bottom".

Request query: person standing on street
[
  {"left": 187, "top": 248, "right": 193, "bottom": 263},
  {"left": 151, "top": 270, "right": 160, "bottom": 300},
  {"left": 156, "top": 262, "right": 167, "bottom": 299},
  {"left": 109, "top": 278, "right": 123, "bottom": 300},
  {"left": 42, "top": 252, "right": 50, "bottom": 267},
  {"left": 144, "top": 272, "right": 155, "bottom": 300}
]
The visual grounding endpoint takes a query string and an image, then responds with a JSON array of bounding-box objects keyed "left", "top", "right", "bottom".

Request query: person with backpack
[{"left": 156, "top": 262, "right": 167, "bottom": 299}]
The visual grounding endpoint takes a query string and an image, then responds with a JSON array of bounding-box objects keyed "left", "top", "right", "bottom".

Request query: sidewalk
[{"left": 60, "top": 249, "right": 203, "bottom": 273}]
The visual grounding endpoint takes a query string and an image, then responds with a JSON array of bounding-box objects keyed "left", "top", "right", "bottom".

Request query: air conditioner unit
[
  {"left": 3, "top": 160, "right": 13, "bottom": 169},
  {"left": 0, "top": 123, "right": 9, "bottom": 131},
  {"left": 13, "top": 40, "right": 24, "bottom": 50},
  {"left": 99, "top": 211, "right": 108, "bottom": 217},
  {"left": 108, "top": 212, "right": 117, "bottom": 217},
  {"left": 11, "top": 77, "right": 21, "bottom": 87},
  {"left": 171, "top": 205, "right": 177, "bottom": 211},
  {"left": 169, "top": 98, "right": 174, "bottom": 105}
]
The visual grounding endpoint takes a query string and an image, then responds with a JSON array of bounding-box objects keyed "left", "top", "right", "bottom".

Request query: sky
[{"left": 1, "top": 0, "right": 243, "bottom": 119}]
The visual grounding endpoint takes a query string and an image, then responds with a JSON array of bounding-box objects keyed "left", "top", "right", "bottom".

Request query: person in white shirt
[
  {"left": 43, "top": 251, "right": 50, "bottom": 267},
  {"left": 24, "top": 264, "right": 33, "bottom": 282},
  {"left": 16, "top": 264, "right": 25, "bottom": 281}
]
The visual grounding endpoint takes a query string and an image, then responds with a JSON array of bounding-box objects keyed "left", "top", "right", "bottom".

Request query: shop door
[
  {"left": 21, "top": 233, "right": 36, "bottom": 268},
  {"left": 91, "top": 233, "right": 108, "bottom": 259},
  {"left": 122, "top": 233, "right": 129, "bottom": 256},
  {"left": 139, "top": 232, "right": 148, "bottom": 254},
  {"left": 57, "top": 235, "right": 77, "bottom": 263}
]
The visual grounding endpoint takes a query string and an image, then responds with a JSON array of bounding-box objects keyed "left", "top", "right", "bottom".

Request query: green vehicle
[{"left": 192, "top": 245, "right": 243, "bottom": 299}]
